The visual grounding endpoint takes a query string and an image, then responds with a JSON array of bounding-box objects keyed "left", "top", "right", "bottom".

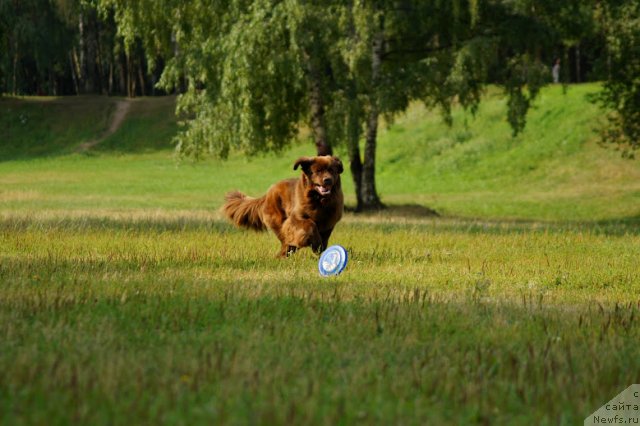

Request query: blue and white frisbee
[{"left": 318, "top": 245, "right": 348, "bottom": 276}]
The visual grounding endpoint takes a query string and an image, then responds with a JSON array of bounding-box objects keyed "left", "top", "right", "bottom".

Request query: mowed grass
[
  {"left": 2, "top": 84, "right": 640, "bottom": 424},
  {"left": 2, "top": 84, "right": 639, "bottom": 220}
]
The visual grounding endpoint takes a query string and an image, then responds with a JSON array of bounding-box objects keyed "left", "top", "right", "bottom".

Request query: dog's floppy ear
[
  {"left": 332, "top": 156, "right": 344, "bottom": 174},
  {"left": 293, "top": 157, "right": 315, "bottom": 174}
]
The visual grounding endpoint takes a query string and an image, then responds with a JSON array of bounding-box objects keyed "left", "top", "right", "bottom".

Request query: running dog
[{"left": 223, "top": 155, "right": 344, "bottom": 257}]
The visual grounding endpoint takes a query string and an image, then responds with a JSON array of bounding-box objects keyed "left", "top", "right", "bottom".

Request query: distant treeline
[
  {"left": 0, "top": 0, "right": 168, "bottom": 96},
  {"left": 0, "top": 0, "right": 611, "bottom": 97}
]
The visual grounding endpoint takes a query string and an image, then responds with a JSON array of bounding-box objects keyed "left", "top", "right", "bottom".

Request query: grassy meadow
[{"left": 2, "top": 84, "right": 640, "bottom": 424}]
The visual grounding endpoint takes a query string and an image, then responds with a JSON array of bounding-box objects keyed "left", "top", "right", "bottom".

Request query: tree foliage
[
  {"left": 596, "top": 1, "right": 640, "bottom": 157},
  {"left": 2, "top": 0, "right": 639, "bottom": 207},
  {"left": 0, "top": 0, "right": 73, "bottom": 94},
  {"left": 100, "top": 0, "right": 571, "bottom": 208},
  {"left": 0, "top": 0, "right": 159, "bottom": 96}
]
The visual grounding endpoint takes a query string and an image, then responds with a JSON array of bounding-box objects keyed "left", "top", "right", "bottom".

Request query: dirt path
[{"left": 76, "top": 99, "right": 130, "bottom": 152}]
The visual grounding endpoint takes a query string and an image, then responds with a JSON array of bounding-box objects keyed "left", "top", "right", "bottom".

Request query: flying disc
[{"left": 318, "top": 245, "right": 348, "bottom": 276}]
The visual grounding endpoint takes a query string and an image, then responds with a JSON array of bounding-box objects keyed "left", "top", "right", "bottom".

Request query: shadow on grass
[
  {"left": 344, "top": 203, "right": 640, "bottom": 236},
  {"left": 345, "top": 203, "right": 440, "bottom": 217},
  {"left": 1, "top": 208, "right": 639, "bottom": 236},
  {"left": 0, "top": 215, "right": 233, "bottom": 233},
  {"left": 435, "top": 215, "right": 640, "bottom": 237}
]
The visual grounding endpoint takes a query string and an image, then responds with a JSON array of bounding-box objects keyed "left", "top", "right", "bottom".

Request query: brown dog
[{"left": 223, "top": 155, "right": 344, "bottom": 257}]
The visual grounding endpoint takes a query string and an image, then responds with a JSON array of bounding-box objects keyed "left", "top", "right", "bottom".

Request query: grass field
[{"left": 2, "top": 84, "right": 640, "bottom": 424}]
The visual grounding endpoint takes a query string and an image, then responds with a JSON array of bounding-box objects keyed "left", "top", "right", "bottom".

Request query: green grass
[
  {"left": 375, "top": 84, "right": 640, "bottom": 220},
  {"left": 2, "top": 84, "right": 638, "bottom": 221},
  {"left": 1, "top": 85, "right": 640, "bottom": 424},
  {"left": 95, "top": 96, "right": 178, "bottom": 153},
  {"left": 2, "top": 217, "right": 640, "bottom": 424}
]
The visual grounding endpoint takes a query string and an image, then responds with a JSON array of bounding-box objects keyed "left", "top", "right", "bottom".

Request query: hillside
[
  {"left": 1, "top": 84, "right": 639, "bottom": 222},
  {"left": 0, "top": 95, "right": 177, "bottom": 159},
  {"left": 375, "top": 84, "right": 640, "bottom": 221}
]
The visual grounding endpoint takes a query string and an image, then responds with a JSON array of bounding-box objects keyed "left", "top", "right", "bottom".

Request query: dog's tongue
[{"left": 316, "top": 185, "right": 331, "bottom": 196}]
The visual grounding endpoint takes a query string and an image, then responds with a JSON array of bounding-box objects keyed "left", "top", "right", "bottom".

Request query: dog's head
[{"left": 294, "top": 155, "right": 343, "bottom": 197}]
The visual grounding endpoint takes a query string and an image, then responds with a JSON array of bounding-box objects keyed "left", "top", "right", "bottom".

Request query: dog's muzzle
[{"left": 315, "top": 184, "right": 332, "bottom": 196}]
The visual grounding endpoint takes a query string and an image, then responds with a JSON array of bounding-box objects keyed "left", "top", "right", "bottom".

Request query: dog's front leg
[
  {"left": 282, "top": 216, "right": 321, "bottom": 252},
  {"left": 277, "top": 243, "right": 291, "bottom": 258},
  {"left": 279, "top": 243, "right": 297, "bottom": 258},
  {"left": 319, "top": 228, "right": 334, "bottom": 253}
]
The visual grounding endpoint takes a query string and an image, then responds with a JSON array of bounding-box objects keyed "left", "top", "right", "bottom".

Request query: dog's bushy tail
[{"left": 223, "top": 191, "right": 267, "bottom": 231}]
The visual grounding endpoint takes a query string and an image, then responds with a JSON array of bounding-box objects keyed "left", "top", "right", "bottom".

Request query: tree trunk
[
  {"left": 308, "top": 72, "right": 332, "bottom": 156},
  {"left": 348, "top": 139, "right": 364, "bottom": 211},
  {"left": 563, "top": 46, "right": 570, "bottom": 85},
  {"left": 95, "top": 19, "right": 106, "bottom": 95},
  {"left": 118, "top": 51, "right": 127, "bottom": 95},
  {"left": 345, "top": 92, "right": 363, "bottom": 210},
  {"left": 108, "top": 62, "right": 113, "bottom": 95},
  {"left": 69, "top": 52, "right": 80, "bottom": 95},
  {"left": 78, "top": 12, "right": 88, "bottom": 93},
  {"left": 84, "top": 11, "right": 97, "bottom": 93},
  {"left": 48, "top": 69, "right": 54, "bottom": 96},
  {"left": 126, "top": 53, "right": 136, "bottom": 97},
  {"left": 12, "top": 50, "right": 18, "bottom": 95},
  {"left": 362, "top": 105, "right": 382, "bottom": 210},
  {"left": 575, "top": 42, "right": 581, "bottom": 83},
  {"left": 137, "top": 57, "right": 146, "bottom": 96},
  {"left": 303, "top": 48, "right": 332, "bottom": 156},
  {"left": 360, "top": 29, "right": 384, "bottom": 211}
]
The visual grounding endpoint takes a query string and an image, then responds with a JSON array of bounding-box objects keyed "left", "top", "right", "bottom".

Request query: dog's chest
[{"left": 304, "top": 197, "right": 340, "bottom": 224}]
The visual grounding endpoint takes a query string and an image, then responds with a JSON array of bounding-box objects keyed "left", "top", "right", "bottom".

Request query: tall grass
[
  {"left": 2, "top": 216, "right": 640, "bottom": 424},
  {"left": 1, "top": 84, "right": 640, "bottom": 424}
]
